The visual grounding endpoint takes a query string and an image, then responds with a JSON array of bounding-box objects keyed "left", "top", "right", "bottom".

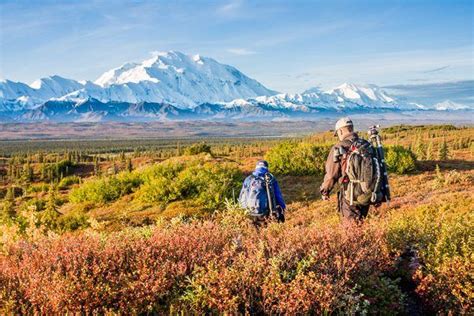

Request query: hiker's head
[
  {"left": 255, "top": 160, "right": 269, "bottom": 171},
  {"left": 334, "top": 117, "right": 354, "bottom": 141}
]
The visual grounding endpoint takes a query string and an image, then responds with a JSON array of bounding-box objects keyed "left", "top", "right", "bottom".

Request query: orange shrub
[
  {"left": 0, "top": 222, "right": 235, "bottom": 314},
  {"left": 176, "top": 221, "right": 399, "bottom": 314},
  {"left": 415, "top": 257, "right": 473, "bottom": 314},
  {"left": 0, "top": 217, "right": 403, "bottom": 314}
]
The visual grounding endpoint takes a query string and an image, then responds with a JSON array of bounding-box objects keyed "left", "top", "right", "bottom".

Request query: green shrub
[
  {"left": 133, "top": 160, "right": 186, "bottom": 204},
  {"left": 43, "top": 159, "right": 75, "bottom": 180},
  {"left": 23, "top": 198, "right": 46, "bottom": 212},
  {"left": 265, "top": 141, "right": 330, "bottom": 176},
  {"left": 178, "top": 162, "right": 242, "bottom": 209},
  {"left": 383, "top": 124, "right": 457, "bottom": 134},
  {"left": 386, "top": 194, "right": 473, "bottom": 313},
  {"left": 135, "top": 159, "right": 242, "bottom": 209},
  {"left": 27, "top": 183, "right": 50, "bottom": 193},
  {"left": 184, "top": 143, "right": 212, "bottom": 155},
  {"left": 69, "top": 172, "right": 143, "bottom": 204},
  {"left": 58, "top": 175, "right": 81, "bottom": 190},
  {"left": 70, "top": 156, "right": 242, "bottom": 211},
  {"left": 57, "top": 211, "right": 90, "bottom": 232},
  {"left": 266, "top": 142, "right": 415, "bottom": 176},
  {"left": 138, "top": 160, "right": 185, "bottom": 183},
  {"left": 385, "top": 146, "right": 416, "bottom": 174},
  {"left": 135, "top": 177, "right": 180, "bottom": 204}
]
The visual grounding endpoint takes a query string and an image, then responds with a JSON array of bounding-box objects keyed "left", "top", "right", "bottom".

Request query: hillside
[{"left": 0, "top": 125, "right": 473, "bottom": 314}]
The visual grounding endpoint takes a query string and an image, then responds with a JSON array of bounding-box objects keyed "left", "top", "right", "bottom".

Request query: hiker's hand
[
  {"left": 320, "top": 188, "right": 329, "bottom": 200},
  {"left": 275, "top": 206, "right": 285, "bottom": 223}
]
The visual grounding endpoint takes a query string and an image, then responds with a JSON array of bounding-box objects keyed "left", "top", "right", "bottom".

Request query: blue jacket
[{"left": 240, "top": 167, "right": 286, "bottom": 209}]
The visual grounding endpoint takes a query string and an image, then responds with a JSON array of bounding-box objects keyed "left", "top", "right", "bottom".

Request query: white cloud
[
  {"left": 216, "top": 0, "right": 243, "bottom": 15},
  {"left": 263, "top": 45, "right": 474, "bottom": 93},
  {"left": 226, "top": 48, "right": 257, "bottom": 56}
]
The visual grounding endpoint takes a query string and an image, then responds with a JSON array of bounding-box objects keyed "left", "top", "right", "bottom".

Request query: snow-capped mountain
[
  {"left": 0, "top": 51, "right": 471, "bottom": 122},
  {"left": 0, "top": 76, "right": 84, "bottom": 110},
  {"left": 1, "top": 51, "right": 277, "bottom": 109},
  {"left": 324, "top": 83, "right": 395, "bottom": 106},
  {"left": 434, "top": 100, "right": 470, "bottom": 111},
  {"left": 221, "top": 83, "right": 402, "bottom": 111}
]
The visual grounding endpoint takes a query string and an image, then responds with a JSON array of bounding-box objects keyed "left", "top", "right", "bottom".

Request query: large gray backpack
[
  {"left": 342, "top": 138, "right": 383, "bottom": 206},
  {"left": 239, "top": 174, "right": 274, "bottom": 217}
]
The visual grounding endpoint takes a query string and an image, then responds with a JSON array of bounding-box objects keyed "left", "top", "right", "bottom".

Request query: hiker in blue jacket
[{"left": 239, "top": 160, "right": 286, "bottom": 223}]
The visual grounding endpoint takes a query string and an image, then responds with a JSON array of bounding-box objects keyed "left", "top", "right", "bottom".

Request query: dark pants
[
  {"left": 338, "top": 191, "right": 370, "bottom": 220},
  {"left": 251, "top": 208, "right": 285, "bottom": 228}
]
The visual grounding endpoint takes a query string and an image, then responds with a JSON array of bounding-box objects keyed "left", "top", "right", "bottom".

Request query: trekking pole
[
  {"left": 368, "top": 125, "right": 391, "bottom": 203},
  {"left": 264, "top": 173, "right": 276, "bottom": 218}
]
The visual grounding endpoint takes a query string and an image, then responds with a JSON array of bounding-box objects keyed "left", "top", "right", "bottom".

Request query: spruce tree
[
  {"left": 40, "top": 163, "right": 47, "bottom": 181},
  {"left": 22, "top": 161, "right": 34, "bottom": 183},
  {"left": 41, "top": 187, "right": 60, "bottom": 231},
  {"left": 1, "top": 187, "right": 16, "bottom": 222},
  {"left": 94, "top": 157, "right": 100, "bottom": 176},
  {"left": 438, "top": 140, "right": 449, "bottom": 161},
  {"left": 176, "top": 142, "right": 182, "bottom": 156},
  {"left": 414, "top": 135, "right": 425, "bottom": 160},
  {"left": 426, "top": 141, "right": 434, "bottom": 160},
  {"left": 126, "top": 158, "right": 133, "bottom": 172}
]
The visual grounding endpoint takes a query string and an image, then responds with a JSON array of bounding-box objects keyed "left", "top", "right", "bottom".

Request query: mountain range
[{"left": 1, "top": 51, "right": 471, "bottom": 122}]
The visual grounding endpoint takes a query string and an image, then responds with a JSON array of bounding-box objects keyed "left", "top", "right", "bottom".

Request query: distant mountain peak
[
  {"left": 89, "top": 50, "right": 277, "bottom": 107},
  {"left": 30, "top": 75, "right": 83, "bottom": 90},
  {"left": 434, "top": 100, "right": 469, "bottom": 111},
  {"left": 324, "top": 82, "right": 395, "bottom": 104}
]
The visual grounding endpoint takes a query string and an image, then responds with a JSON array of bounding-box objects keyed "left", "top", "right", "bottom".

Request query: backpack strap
[{"left": 371, "top": 156, "right": 382, "bottom": 203}]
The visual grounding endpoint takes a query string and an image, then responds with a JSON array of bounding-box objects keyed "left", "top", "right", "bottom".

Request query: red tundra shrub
[
  {"left": 0, "top": 221, "right": 235, "bottom": 314},
  {"left": 0, "top": 218, "right": 400, "bottom": 314},
  {"left": 181, "top": 221, "right": 396, "bottom": 314},
  {"left": 415, "top": 257, "right": 473, "bottom": 314}
]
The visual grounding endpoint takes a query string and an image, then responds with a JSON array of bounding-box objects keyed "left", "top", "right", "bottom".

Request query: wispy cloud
[
  {"left": 383, "top": 80, "right": 474, "bottom": 107},
  {"left": 264, "top": 46, "right": 474, "bottom": 93},
  {"left": 216, "top": 0, "right": 243, "bottom": 15},
  {"left": 226, "top": 48, "right": 257, "bottom": 55},
  {"left": 251, "top": 20, "right": 353, "bottom": 48},
  {"left": 422, "top": 65, "right": 450, "bottom": 73}
]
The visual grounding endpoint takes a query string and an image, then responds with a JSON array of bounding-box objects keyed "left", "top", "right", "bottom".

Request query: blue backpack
[{"left": 239, "top": 174, "right": 274, "bottom": 217}]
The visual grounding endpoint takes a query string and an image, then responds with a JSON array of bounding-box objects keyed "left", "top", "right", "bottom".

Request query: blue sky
[{"left": 1, "top": 0, "right": 473, "bottom": 93}]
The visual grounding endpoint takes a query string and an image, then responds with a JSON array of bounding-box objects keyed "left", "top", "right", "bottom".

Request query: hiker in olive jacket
[{"left": 320, "top": 117, "right": 370, "bottom": 220}]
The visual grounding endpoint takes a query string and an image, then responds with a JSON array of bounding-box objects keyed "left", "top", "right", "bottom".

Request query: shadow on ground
[
  {"left": 417, "top": 159, "right": 474, "bottom": 171},
  {"left": 278, "top": 175, "right": 323, "bottom": 204}
]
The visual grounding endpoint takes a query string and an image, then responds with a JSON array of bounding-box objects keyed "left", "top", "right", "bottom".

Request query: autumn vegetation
[{"left": 0, "top": 124, "right": 472, "bottom": 314}]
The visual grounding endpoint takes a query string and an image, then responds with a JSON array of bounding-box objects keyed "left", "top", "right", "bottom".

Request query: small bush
[
  {"left": 69, "top": 157, "right": 242, "bottom": 211},
  {"left": 184, "top": 143, "right": 212, "bottom": 155},
  {"left": 383, "top": 124, "right": 457, "bottom": 133},
  {"left": 58, "top": 175, "right": 81, "bottom": 190},
  {"left": 135, "top": 159, "right": 242, "bottom": 209},
  {"left": 265, "top": 141, "right": 330, "bottom": 176},
  {"left": 266, "top": 142, "right": 415, "bottom": 176},
  {"left": 27, "top": 183, "right": 50, "bottom": 194},
  {"left": 433, "top": 165, "right": 472, "bottom": 189},
  {"left": 69, "top": 172, "right": 143, "bottom": 204},
  {"left": 57, "top": 211, "right": 90, "bottom": 232},
  {"left": 386, "top": 194, "right": 473, "bottom": 314},
  {"left": 385, "top": 146, "right": 416, "bottom": 174}
]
